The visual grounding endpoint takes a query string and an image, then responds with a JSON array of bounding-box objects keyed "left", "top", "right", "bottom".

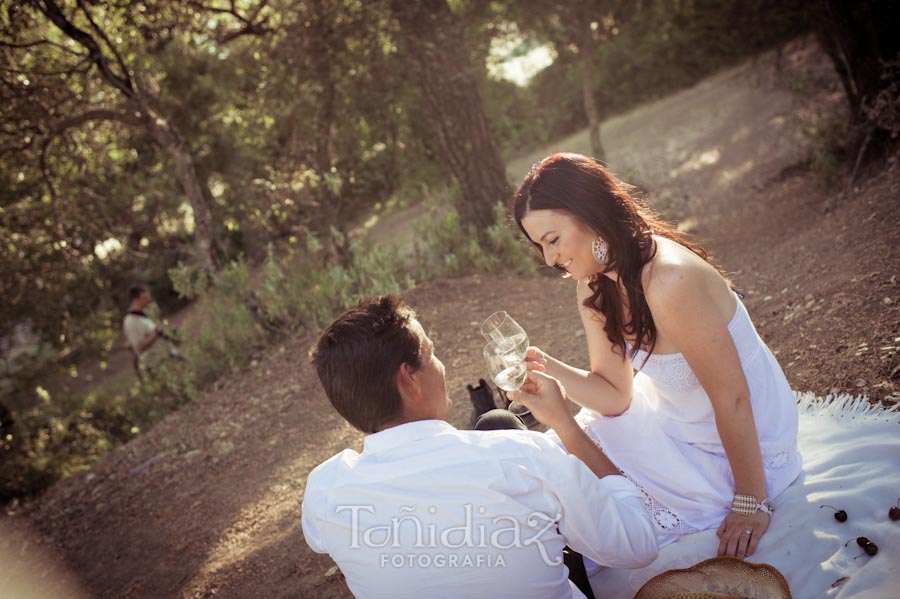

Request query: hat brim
[{"left": 635, "top": 556, "right": 792, "bottom": 599}]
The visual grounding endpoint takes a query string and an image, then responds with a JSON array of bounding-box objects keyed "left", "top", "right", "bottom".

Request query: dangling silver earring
[{"left": 592, "top": 237, "right": 609, "bottom": 264}]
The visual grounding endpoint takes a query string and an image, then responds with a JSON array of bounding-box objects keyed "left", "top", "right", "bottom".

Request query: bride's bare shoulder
[{"left": 642, "top": 237, "right": 715, "bottom": 303}]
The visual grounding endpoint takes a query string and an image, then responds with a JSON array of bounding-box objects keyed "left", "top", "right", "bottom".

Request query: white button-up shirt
[{"left": 301, "top": 420, "right": 657, "bottom": 598}]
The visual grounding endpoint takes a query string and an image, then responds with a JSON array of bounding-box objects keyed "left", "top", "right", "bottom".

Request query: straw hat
[{"left": 635, "top": 557, "right": 792, "bottom": 599}]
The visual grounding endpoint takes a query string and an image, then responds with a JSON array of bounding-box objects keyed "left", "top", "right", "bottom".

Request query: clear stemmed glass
[
  {"left": 481, "top": 311, "right": 527, "bottom": 348},
  {"left": 481, "top": 312, "right": 531, "bottom": 417}
]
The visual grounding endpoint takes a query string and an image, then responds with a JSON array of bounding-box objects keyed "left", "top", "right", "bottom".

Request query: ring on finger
[{"left": 743, "top": 529, "right": 752, "bottom": 535}]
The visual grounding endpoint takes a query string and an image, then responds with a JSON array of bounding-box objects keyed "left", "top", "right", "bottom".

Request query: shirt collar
[{"left": 363, "top": 420, "right": 457, "bottom": 455}]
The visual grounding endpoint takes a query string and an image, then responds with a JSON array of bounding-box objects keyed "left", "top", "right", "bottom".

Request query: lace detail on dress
[
  {"left": 581, "top": 422, "right": 699, "bottom": 536},
  {"left": 629, "top": 348, "right": 702, "bottom": 393},
  {"left": 764, "top": 448, "right": 796, "bottom": 470}
]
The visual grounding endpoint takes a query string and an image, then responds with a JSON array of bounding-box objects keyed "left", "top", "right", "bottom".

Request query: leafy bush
[
  {"left": 792, "top": 107, "right": 849, "bottom": 186},
  {"left": 1, "top": 384, "right": 153, "bottom": 504},
  {"left": 412, "top": 201, "right": 538, "bottom": 279}
]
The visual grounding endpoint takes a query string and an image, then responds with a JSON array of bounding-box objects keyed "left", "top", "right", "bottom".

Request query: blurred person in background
[{"left": 123, "top": 285, "right": 182, "bottom": 377}]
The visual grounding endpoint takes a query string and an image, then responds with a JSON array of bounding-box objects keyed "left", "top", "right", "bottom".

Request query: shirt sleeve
[
  {"left": 301, "top": 486, "right": 328, "bottom": 554},
  {"left": 527, "top": 435, "right": 658, "bottom": 569},
  {"left": 301, "top": 463, "right": 334, "bottom": 554},
  {"left": 301, "top": 508, "right": 327, "bottom": 554}
]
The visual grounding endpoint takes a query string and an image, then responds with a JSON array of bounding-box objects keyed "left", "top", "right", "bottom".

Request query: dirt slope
[{"left": 3, "top": 39, "right": 899, "bottom": 599}]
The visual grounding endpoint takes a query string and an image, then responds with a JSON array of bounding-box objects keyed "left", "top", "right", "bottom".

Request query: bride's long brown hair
[{"left": 513, "top": 153, "right": 726, "bottom": 359}]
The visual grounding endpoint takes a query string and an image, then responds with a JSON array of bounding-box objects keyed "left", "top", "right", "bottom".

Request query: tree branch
[
  {"left": 218, "top": 20, "right": 272, "bottom": 43},
  {"left": 0, "top": 56, "right": 92, "bottom": 76},
  {"left": 187, "top": 0, "right": 253, "bottom": 27},
  {"left": 51, "top": 109, "right": 144, "bottom": 132},
  {"left": 186, "top": 0, "right": 274, "bottom": 42},
  {"left": 0, "top": 39, "right": 88, "bottom": 57},
  {"left": 38, "top": 109, "right": 144, "bottom": 203},
  {"left": 76, "top": 0, "right": 135, "bottom": 93},
  {"left": 39, "top": 0, "right": 136, "bottom": 100},
  {"left": 39, "top": 135, "right": 58, "bottom": 203}
]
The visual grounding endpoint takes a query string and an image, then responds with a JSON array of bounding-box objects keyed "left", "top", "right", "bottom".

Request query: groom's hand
[{"left": 508, "top": 367, "right": 573, "bottom": 431}]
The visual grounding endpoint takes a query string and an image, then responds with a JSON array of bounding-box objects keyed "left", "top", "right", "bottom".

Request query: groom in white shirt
[{"left": 301, "top": 295, "right": 657, "bottom": 599}]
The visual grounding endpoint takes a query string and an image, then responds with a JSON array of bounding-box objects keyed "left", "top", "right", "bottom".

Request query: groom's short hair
[{"left": 310, "top": 295, "right": 423, "bottom": 434}]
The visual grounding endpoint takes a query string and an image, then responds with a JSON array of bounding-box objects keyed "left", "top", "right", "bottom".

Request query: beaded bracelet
[{"left": 732, "top": 493, "right": 774, "bottom": 516}]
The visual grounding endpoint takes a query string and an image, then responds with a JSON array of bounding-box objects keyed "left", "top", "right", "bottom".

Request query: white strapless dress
[{"left": 575, "top": 294, "right": 802, "bottom": 544}]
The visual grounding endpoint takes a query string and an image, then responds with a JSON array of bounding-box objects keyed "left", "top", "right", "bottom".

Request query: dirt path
[{"left": 4, "top": 39, "right": 899, "bottom": 599}]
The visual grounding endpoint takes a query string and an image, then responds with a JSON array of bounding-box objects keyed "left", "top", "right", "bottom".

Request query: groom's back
[{"left": 302, "top": 422, "right": 592, "bottom": 598}]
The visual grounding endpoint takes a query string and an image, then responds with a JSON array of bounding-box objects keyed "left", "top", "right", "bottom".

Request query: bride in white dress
[{"left": 510, "top": 153, "right": 802, "bottom": 559}]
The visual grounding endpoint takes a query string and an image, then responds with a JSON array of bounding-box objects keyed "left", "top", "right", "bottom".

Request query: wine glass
[
  {"left": 482, "top": 311, "right": 531, "bottom": 417},
  {"left": 483, "top": 339, "right": 531, "bottom": 416},
  {"left": 481, "top": 311, "right": 527, "bottom": 350}
]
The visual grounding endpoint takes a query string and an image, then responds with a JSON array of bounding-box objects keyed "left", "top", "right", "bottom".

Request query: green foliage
[
  {"left": 169, "top": 262, "right": 209, "bottom": 301},
  {"left": 181, "top": 260, "right": 265, "bottom": 388},
  {"left": 482, "top": 77, "right": 550, "bottom": 158},
  {"left": 412, "top": 199, "right": 538, "bottom": 279},
  {"left": 253, "top": 233, "right": 413, "bottom": 333},
  {"left": 798, "top": 108, "right": 849, "bottom": 187},
  {"left": 0, "top": 377, "right": 173, "bottom": 504}
]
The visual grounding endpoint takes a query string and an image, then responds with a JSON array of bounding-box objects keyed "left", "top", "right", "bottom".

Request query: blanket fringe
[{"left": 794, "top": 391, "right": 900, "bottom": 423}]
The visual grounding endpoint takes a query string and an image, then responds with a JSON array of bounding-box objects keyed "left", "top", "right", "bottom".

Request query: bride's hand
[
  {"left": 716, "top": 509, "right": 770, "bottom": 558},
  {"left": 525, "top": 346, "right": 547, "bottom": 368}
]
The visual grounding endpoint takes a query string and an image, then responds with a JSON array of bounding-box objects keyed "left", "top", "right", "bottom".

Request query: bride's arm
[
  {"left": 533, "top": 279, "right": 633, "bottom": 416},
  {"left": 648, "top": 261, "right": 769, "bottom": 558}
]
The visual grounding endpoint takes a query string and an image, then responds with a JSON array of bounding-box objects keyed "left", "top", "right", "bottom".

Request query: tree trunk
[
  {"left": 309, "top": 0, "right": 350, "bottom": 266},
  {"left": 146, "top": 118, "right": 218, "bottom": 272},
  {"left": 580, "top": 20, "right": 605, "bottom": 162},
  {"left": 391, "top": 0, "right": 509, "bottom": 232},
  {"left": 814, "top": 0, "right": 900, "bottom": 163}
]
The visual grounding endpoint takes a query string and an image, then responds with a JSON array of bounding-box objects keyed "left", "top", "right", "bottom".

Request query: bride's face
[{"left": 520, "top": 209, "right": 599, "bottom": 280}]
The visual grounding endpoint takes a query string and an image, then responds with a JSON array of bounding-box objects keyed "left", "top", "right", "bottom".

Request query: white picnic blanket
[{"left": 589, "top": 393, "right": 900, "bottom": 599}]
